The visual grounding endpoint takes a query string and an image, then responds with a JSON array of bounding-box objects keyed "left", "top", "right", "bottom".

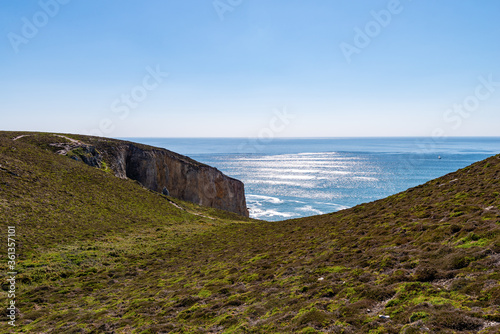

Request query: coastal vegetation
[{"left": 0, "top": 132, "right": 499, "bottom": 333}]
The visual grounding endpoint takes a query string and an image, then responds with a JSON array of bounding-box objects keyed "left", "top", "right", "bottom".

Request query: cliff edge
[
  {"left": 104, "top": 140, "right": 249, "bottom": 217},
  {"left": 11, "top": 132, "right": 249, "bottom": 217}
]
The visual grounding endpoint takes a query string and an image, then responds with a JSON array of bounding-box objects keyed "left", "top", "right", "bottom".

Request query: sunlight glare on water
[{"left": 124, "top": 138, "right": 500, "bottom": 221}]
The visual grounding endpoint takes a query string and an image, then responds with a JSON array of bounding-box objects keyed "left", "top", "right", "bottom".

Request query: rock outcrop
[
  {"left": 70, "top": 137, "right": 249, "bottom": 217},
  {"left": 51, "top": 143, "right": 103, "bottom": 168}
]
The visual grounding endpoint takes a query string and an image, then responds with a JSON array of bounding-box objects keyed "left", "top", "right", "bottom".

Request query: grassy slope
[
  {"left": 0, "top": 132, "right": 252, "bottom": 333},
  {"left": 0, "top": 131, "right": 499, "bottom": 333}
]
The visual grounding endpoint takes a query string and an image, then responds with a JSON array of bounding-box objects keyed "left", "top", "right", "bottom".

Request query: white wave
[
  {"left": 290, "top": 199, "right": 306, "bottom": 204},
  {"left": 314, "top": 202, "right": 351, "bottom": 210},
  {"left": 296, "top": 205, "right": 324, "bottom": 215},
  {"left": 249, "top": 207, "right": 295, "bottom": 219},
  {"left": 247, "top": 194, "right": 284, "bottom": 204}
]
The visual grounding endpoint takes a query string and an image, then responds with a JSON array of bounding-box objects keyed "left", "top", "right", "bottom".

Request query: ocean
[{"left": 121, "top": 137, "right": 500, "bottom": 221}]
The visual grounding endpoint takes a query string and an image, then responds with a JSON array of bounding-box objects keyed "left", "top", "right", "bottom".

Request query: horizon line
[
  {"left": 117, "top": 135, "right": 500, "bottom": 139},
  {"left": 1, "top": 131, "right": 499, "bottom": 140}
]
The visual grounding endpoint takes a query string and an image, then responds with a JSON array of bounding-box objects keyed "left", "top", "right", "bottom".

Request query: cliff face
[
  {"left": 10, "top": 133, "right": 249, "bottom": 216},
  {"left": 86, "top": 139, "right": 249, "bottom": 217}
]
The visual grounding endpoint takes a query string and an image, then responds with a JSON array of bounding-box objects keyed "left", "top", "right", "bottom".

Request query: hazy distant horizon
[
  {"left": 120, "top": 135, "right": 500, "bottom": 139},
  {"left": 3, "top": 130, "right": 500, "bottom": 140}
]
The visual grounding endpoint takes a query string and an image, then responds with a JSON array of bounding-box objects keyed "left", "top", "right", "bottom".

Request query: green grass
[{"left": 1, "top": 131, "right": 499, "bottom": 333}]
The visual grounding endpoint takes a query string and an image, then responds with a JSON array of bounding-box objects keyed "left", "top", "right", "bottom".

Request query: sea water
[{"left": 121, "top": 137, "right": 500, "bottom": 221}]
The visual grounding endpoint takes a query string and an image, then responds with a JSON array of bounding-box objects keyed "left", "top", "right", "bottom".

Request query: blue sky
[{"left": 1, "top": 0, "right": 499, "bottom": 137}]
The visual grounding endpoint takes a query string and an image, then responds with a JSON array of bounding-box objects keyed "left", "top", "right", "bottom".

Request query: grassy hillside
[{"left": 1, "top": 132, "right": 499, "bottom": 333}]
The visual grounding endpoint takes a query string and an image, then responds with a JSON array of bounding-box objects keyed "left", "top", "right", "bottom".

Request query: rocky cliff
[{"left": 50, "top": 134, "right": 249, "bottom": 217}]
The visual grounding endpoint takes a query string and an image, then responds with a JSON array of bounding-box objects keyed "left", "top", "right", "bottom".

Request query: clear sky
[{"left": 1, "top": 0, "right": 499, "bottom": 137}]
